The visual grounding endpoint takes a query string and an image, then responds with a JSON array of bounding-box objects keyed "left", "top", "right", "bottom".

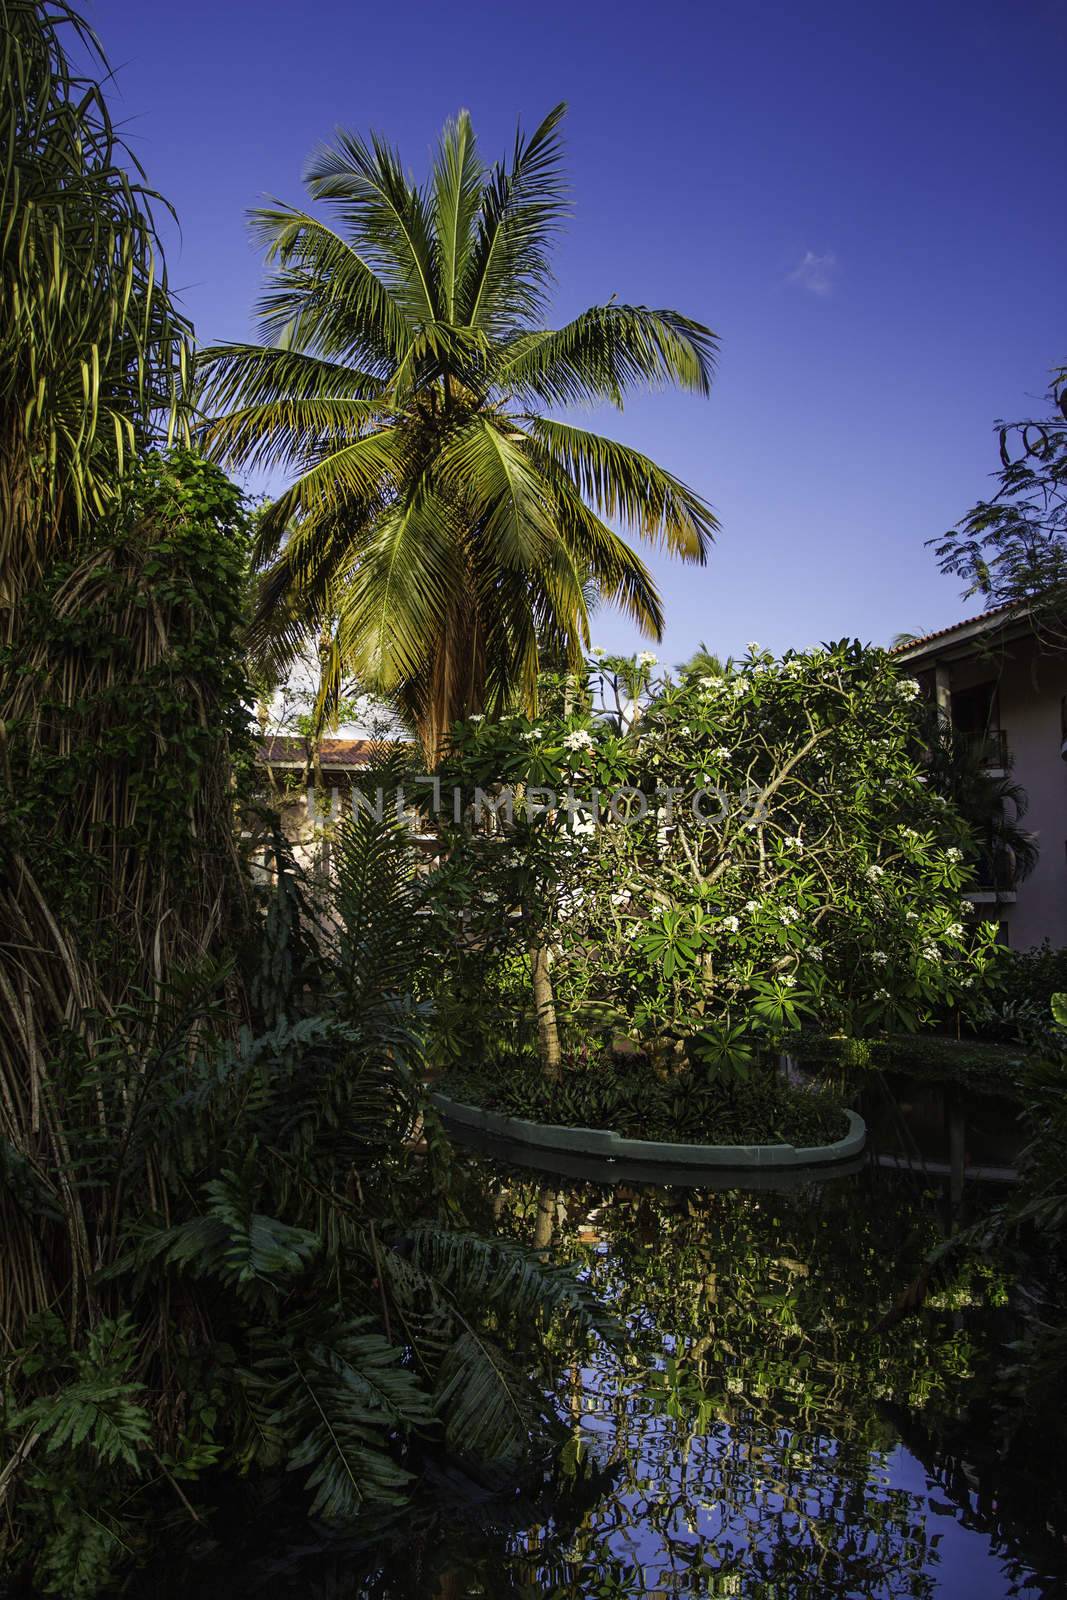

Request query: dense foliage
[
  {"left": 793, "top": 1030, "right": 1026, "bottom": 1097},
  {"left": 0, "top": 810, "right": 619, "bottom": 1594},
  {"left": 0, "top": 11, "right": 621, "bottom": 1593},
  {"left": 0, "top": 451, "right": 253, "bottom": 997},
  {"left": 425, "top": 642, "right": 1000, "bottom": 1098},
  {"left": 0, "top": 0, "right": 191, "bottom": 602}
]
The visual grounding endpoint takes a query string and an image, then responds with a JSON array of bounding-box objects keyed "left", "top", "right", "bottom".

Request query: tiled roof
[
  {"left": 259, "top": 737, "right": 386, "bottom": 768},
  {"left": 888, "top": 598, "right": 1024, "bottom": 655}
]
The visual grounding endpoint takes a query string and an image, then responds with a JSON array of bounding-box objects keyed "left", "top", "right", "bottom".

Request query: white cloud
[{"left": 788, "top": 250, "right": 837, "bottom": 296}]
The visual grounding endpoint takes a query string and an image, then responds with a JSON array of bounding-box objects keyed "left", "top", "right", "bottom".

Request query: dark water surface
[{"left": 148, "top": 1158, "right": 1065, "bottom": 1599}]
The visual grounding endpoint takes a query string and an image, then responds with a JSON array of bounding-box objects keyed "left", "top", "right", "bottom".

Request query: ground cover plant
[{"left": 439, "top": 1052, "right": 848, "bottom": 1145}]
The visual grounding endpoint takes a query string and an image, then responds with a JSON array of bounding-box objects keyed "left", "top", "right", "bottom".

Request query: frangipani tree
[
  {"left": 199, "top": 106, "right": 718, "bottom": 759},
  {"left": 426, "top": 643, "right": 1000, "bottom": 1075}
]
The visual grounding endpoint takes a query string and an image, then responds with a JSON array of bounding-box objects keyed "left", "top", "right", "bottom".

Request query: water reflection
[
  {"left": 450, "top": 1167, "right": 1036, "bottom": 1599},
  {"left": 144, "top": 1164, "right": 1065, "bottom": 1598}
]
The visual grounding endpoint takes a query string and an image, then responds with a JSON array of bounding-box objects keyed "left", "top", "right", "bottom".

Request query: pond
[{"left": 142, "top": 1151, "right": 1066, "bottom": 1599}]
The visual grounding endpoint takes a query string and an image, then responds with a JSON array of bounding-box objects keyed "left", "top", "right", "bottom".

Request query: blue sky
[{"left": 89, "top": 0, "right": 1066, "bottom": 664}]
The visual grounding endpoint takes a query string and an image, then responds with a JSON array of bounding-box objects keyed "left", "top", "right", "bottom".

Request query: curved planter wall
[{"left": 430, "top": 1091, "right": 866, "bottom": 1171}]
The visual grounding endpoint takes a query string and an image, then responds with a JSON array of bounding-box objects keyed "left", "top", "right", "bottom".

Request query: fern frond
[
  {"left": 111, "top": 1167, "right": 320, "bottom": 1305},
  {"left": 14, "top": 1315, "right": 151, "bottom": 1471},
  {"left": 244, "top": 1318, "right": 435, "bottom": 1519},
  {"left": 402, "top": 1224, "right": 624, "bottom": 1350}
]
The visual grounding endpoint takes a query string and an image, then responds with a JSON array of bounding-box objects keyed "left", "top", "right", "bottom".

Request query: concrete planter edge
[{"left": 429, "top": 1092, "right": 866, "bottom": 1170}]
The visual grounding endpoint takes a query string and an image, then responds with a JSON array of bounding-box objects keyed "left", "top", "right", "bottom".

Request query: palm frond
[
  {"left": 499, "top": 303, "right": 719, "bottom": 408},
  {"left": 332, "top": 490, "right": 465, "bottom": 693},
  {"left": 438, "top": 417, "right": 555, "bottom": 567},
  {"left": 247, "top": 205, "right": 410, "bottom": 365},
  {"left": 402, "top": 1224, "right": 623, "bottom": 1349},
  {"left": 463, "top": 102, "right": 569, "bottom": 332},
  {"left": 252, "top": 426, "right": 404, "bottom": 558},
  {"left": 116, "top": 1166, "right": 320, "bottom": 1305},
  {"left": 331, "top": 756, "right": 429, "bottom": 1016},
  {"left": 531, "top": 416, "right": 718, "bottom": 560},
  {"left": 431, "top": 110, "right": 483, "bottom": 323},
  {"left": 304, "top": 131, "right": 441, "bottom": 326}
]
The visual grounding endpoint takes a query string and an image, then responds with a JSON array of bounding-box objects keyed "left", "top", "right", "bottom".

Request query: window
[{"left": 953, "top": 681, "right": 1005, "bottom": 766}]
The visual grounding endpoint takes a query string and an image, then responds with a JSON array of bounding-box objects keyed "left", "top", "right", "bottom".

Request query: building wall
[
  {"left": 917, "top": 636, "right": 1067, "bottom": 949},
  {"left": 996, "top": 643, "right": 1067, "bottom": 947}
]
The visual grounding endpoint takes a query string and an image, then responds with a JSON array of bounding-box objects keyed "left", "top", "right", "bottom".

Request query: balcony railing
[
  {"left": 961, "top": 728, "right": 1008, "bottom": 769},
  {"left": 971, "top": 845, "right": 1018, "bottom": 893}
]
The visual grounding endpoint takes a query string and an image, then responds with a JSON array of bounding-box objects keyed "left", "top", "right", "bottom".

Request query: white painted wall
[{"left": 920, "top": 636, "right": 1067, "bottom": 949}]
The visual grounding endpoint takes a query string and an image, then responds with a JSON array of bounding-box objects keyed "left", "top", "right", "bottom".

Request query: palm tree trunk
[{"left": 530, "top": 938, "right": 562, "bottom": 1082}]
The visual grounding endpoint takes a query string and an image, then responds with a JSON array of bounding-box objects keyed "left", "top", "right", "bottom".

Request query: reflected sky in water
[
  {"left": 138, "top": 1162, "right": 1063, "bottom": 1598},
  {"left": 410, "top": 1161, "right": 1058, "bottom": 1599}
]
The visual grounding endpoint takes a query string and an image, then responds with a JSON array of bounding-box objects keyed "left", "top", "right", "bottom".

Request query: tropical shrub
[
  {"left": 425, "top": 642, "right": 1001, "bottom": 1086},
  {"left": 963, "top": 941, "right": 1067, "bottom": 1044}
]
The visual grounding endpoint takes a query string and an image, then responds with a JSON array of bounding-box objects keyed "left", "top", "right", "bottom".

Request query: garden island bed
[
  {"left": 431, "top": 1091, "right": 865, "bottom": 1170},
  {"left": 433, "top": 1061, "right": 864, "bottom": 1169}
]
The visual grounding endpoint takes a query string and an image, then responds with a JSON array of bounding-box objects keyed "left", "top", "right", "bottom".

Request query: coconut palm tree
[{"left": 199, "top": 105, "right": 718, "bottom": 759}]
